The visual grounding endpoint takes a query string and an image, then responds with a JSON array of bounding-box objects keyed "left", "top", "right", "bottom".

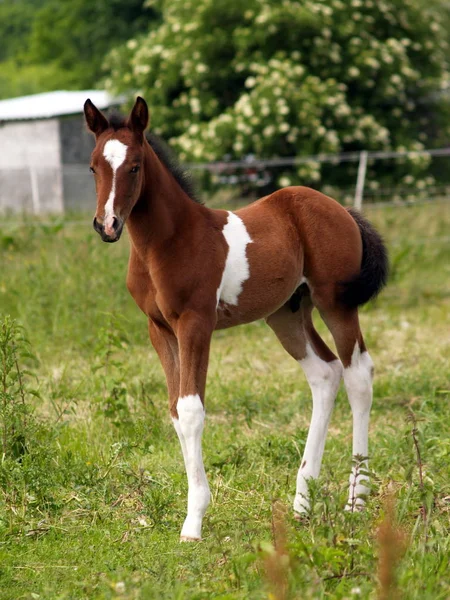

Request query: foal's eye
[
  {"left": 89, "top": 166, "right": 95, "bottom": 174},
  {"left": 130, "top": 165, "right": 140, "bottom": 173}
]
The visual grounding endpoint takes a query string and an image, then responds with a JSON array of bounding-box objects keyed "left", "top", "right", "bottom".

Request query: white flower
[
  {"left": 190, "top": 97, "right": 201, "bottom": 114},
  {"left": 115, "top": 582, "right": 126, "bottom": 595},
  {"left": 366, "top": 57, "right": 380, "bottom": 69},
  {"left": 348, "top": 66, "right": 360, "bottom": 77},
  {"left": 279, "top": 176, "right": 291, "bottom": 187},
  {"left": 335, "top": 103, "right": 351, "bottom": 117},
  {"left": 134, "top": 64, "right": 151, "bottom": 75},
  {"left": 325, "top": 130, "right": 339, "bottom": 146}
]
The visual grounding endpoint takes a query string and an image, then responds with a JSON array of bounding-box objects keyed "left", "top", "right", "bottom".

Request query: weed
[
  {"left": 377, "top": 493, "right": 408, "bottom": 600},
  {"left": 0, "top": 316, "right": 38, "bottom": 459}
]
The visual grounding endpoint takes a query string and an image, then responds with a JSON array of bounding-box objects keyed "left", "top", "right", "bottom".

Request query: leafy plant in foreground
[{"left": 0, "top": 316, "right": 38, "bottom": 459}]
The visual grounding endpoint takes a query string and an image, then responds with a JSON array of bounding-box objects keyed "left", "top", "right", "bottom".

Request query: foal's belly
[
  {"left": 214, "top": 245, "right": 302, "bottom": 329},
  {"left": 214, "top": 201, "right": 303, "bottom": 329},
  {"left": 215, "top": 272, "right": 299, "bottom": 329}
]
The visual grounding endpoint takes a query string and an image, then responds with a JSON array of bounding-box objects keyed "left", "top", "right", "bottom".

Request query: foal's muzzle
[{"left": 93, "top": 216, "right": 124, "bottom": 243}]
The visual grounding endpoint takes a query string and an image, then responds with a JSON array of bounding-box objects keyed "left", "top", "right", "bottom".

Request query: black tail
[{"left": 339, "top": 208, "right": 389, "bottom": 308}]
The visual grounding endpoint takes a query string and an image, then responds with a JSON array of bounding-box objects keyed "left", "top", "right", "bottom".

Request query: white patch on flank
[
  {"left": 216, "top": 212, "right": 253, "bottom": 306},
  {"left": 172, "top": 394, "right": 210, "bottom": 540},
  {"left": 102, "top": 139, "right": 128, "bottom": 229},
  {"left": 294, "top": 343, "right": 342, "bottom": 513},
  {"left": 343, "top": 342, "right": 374, "bottom": 509}
]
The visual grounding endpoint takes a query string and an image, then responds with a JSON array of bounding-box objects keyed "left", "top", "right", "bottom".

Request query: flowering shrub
[{"left": 105, "top": 0, "right": 449, "bottom": 185}]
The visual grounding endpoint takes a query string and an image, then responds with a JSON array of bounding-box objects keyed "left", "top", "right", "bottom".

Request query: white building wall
[{"left": 0, "top": 119, "right": 64, "bottom": 213}]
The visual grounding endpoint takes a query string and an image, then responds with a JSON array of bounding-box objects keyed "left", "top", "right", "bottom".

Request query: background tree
[
  {"left": 105, "top": 0, "right": 450, "bottom": 186},
  {"left": 0, "top": 0, "right": 157, "bottom": 98}
]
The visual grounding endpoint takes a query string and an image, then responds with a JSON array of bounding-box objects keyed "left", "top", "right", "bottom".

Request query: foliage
[
  {"left": 27, "top": 0, "right": 158, "bottom": 89},
  {"left": 0, "top": 317, "right": 38, "bottom": 459},
  {"left": 0, "top": 0, "right": 45, "bottom": 63},
  {"left": 105, "top": 0, "right": 450, "bottom": 186},
  {"left": 0, "top": 0, "right": 157, "bottom": 99},
  {"left": 0, "top": 203, "right": 449, "bottom": 597}
]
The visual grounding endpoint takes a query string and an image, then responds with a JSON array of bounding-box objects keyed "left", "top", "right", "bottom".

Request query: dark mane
[
  {"left": 107, "top": 111, "right": 128, "bottom": 131},
  {"left": 106, "top": 111, "right": 200, "bottom": 204},
  {"left": 147, "top": 133, "right": 200, "bottom": 204}
]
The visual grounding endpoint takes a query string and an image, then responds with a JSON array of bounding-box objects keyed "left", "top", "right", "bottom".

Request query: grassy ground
[{"left": 0, "top": 200, "right": 449, "bottom": 599}]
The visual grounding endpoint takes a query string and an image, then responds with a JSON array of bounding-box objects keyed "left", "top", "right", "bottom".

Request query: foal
[{"left": 84, "top": 97, "right": 388, "bottom": 541}]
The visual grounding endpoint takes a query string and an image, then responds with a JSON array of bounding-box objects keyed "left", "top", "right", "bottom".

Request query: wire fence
[{"left": 1, "top": 146, "right": 450, "bottom": 217}]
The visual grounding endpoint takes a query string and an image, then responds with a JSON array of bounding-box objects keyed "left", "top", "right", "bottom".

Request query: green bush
[{"left": 106, "top": 0, "right": 450, "bottom": 188}]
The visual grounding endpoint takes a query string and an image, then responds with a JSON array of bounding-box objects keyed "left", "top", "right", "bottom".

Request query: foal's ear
[
  {"left": 129, "top": 96, "right": 149, "bottom": 137},
  {"left": 84, "top": 99, "right": 109, "bottom": 137}
]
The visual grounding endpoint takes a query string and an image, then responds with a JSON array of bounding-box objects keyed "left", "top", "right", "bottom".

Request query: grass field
[{"left": 0, "top": 200, "right": 449, "bottom": 599}]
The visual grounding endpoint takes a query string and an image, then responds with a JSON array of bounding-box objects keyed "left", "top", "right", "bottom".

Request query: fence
[
  {"left": 187, "top": 146, "right": 450, "bottom": 208},
  {"left": 1, "top": 147, "right": 450, "bottom": 215}
]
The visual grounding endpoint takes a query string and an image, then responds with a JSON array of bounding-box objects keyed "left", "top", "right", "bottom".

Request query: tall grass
[{"left": 0, "top": 202, "right": 449, "bottom": 599}]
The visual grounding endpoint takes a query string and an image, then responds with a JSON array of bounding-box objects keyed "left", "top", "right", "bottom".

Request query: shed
[{"left": 0, "top": 90, "right": 123, "bottom": 214}]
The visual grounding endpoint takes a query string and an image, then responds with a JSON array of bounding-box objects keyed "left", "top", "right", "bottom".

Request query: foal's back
[{"left": 215, "top": 186, "right": 362, "bottom": 329}]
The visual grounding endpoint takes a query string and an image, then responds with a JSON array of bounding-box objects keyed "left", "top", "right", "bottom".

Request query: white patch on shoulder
[
  {"left": 217, "top": 212, "right": 253, "bottom": 306},
  {"left": 103, "top": 139, "right": 128, "bottom": 225}
]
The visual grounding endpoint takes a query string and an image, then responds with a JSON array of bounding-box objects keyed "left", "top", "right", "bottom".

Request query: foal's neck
[{"left": 126, "top": 141, "right": 202, "bottom": 258}]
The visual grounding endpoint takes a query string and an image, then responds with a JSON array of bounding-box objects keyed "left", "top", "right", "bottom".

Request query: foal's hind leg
[
  {"left": 314, "top": 293, "right": 374, "bottom": 510},
  {"left": 266, "top": 296, "right": 343, "bottom": 514}
]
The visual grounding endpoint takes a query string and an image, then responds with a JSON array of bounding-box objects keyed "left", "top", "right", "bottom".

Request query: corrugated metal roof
[{"left": 0, "top": 90, "right": 125, "bottom": 121}]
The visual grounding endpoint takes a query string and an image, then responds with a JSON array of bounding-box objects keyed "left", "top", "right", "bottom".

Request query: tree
[
  {"left": 27, "top": 0, "right": 157, "bottom": 89},
  {"left": 105, "top": 0, "right": 450, "bottom": 187},
  {"left": 0, "top": 0, "right": 157, "bottom": 98}
]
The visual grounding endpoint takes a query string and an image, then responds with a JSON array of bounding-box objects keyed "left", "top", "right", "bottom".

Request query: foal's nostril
[
  {"left": 93, "top": 217, "right": 102, "bottom": 233},
  {"left": 111, "top": 217, "right": 119, "bottom": 232}
]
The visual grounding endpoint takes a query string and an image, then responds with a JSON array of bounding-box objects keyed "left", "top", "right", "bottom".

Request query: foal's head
[{"left": 84, "top": 97, "right": 149, "bottom": 242}]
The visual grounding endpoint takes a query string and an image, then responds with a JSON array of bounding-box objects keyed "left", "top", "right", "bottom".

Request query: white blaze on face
[
  {"left": 217, "top": 211, "right": 253, "bottom": 306},
  {"left": 102, "top": 139, "right": 128, "bottom": 234}
]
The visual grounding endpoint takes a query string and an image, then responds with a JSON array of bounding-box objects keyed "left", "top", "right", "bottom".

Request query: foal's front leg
[{"left": 172, "top": 310, "right": 214, "bottom": 541}]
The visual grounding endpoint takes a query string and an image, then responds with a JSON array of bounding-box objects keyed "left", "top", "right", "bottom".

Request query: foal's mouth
[{"left": 93, "top": 217, "right": 124, "bottom": 243}]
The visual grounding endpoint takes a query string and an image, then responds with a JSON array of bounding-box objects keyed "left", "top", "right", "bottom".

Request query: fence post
[
  {"left": 354, "top": 150, "right": 368, "bottom": 210},
  {"left": 29, "top": 165, "right": 41, "bottom": 214}
]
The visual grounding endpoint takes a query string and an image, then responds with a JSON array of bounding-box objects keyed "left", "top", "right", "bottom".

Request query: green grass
[{"left": 0, "top": 201, "right": 449, "bottom": 599}]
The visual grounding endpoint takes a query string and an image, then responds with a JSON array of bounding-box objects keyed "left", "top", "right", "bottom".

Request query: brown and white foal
[{"left": 84, "top": 97, "right": 388, "bottom": 541}]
